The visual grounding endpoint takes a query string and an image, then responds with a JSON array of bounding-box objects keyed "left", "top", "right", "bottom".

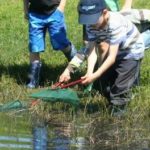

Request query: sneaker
[{"left": 27, "top": 61, "right": 42, "bottom": 89}]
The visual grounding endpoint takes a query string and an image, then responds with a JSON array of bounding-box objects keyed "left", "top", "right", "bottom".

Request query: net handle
[{"left": 60, "top": 78, "right": 84, "bottom": 89}]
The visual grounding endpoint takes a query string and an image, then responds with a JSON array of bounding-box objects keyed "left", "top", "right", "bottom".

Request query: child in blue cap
[{"left": 60, "top": 0, "right": 145, "bottom": 116}]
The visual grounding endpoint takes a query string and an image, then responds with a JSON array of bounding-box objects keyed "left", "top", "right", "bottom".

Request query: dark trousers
[{"left": 93, "top": 58, "right": 141, "bottom": 106}]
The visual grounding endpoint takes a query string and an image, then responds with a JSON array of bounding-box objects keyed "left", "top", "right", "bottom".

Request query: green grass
[{"left": 0, "top": 0, "right": 150, "bottom": 147}]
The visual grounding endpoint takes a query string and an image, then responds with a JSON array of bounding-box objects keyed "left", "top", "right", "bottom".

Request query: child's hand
[
  {"left": 81, "top": 73, "right": 95, "bottom": 85},
  {"left": 59, "top": 68, "right": 71, "bottom": 83}
]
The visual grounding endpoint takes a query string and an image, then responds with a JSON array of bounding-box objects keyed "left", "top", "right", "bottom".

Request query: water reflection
[
  {"left": 0, "top": 112, "right": 32, "bottom": 149},
  {"left": 0, "top": 143, "right": 31, "bottom": 149},
  {"left": 87, "top": 118, "right": 150, "bottom": 150},
  {"left": 48, "top": 122, "right": 88, "bottom": 150},
  {"left": 33, "top": 125, "right": 48, "bottom": 150},
  {"left": 0, "top": 110, "right": 150, "bottom": 150},
  {"left": 32, "top": 121, "right": 89, "bottom": 150},
  {"left": 0, "top": 136, "right": 32, "bottom": 149}
]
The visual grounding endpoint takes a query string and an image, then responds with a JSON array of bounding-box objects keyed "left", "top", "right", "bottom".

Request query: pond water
[{"left": 0, "top": 106, "right": 150, "bottom": 150}]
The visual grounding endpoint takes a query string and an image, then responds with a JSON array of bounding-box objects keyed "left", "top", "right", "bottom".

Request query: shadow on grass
[{"left": 0, "top": 62, "right": 67, "bottom": 86}]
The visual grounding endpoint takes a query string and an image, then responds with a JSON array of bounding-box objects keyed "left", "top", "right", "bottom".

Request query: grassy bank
[{"left": 0, "top": 0, "right": 150, "bottom": 117}]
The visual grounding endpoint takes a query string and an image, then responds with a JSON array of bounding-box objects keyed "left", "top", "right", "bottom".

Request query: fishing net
[
  {"left": 0, "top": 80, "right": 92, "bottom": 112},
  {"left": 0, "top": 100, "right": 26, "bottom": 112},
  {"left": 29, "top": 88, "right": 80, "bottom": 106}
]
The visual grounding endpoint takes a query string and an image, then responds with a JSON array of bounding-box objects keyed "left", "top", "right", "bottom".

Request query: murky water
[{"left": 0, "top": 107, "right": 150, "bottom": 150}]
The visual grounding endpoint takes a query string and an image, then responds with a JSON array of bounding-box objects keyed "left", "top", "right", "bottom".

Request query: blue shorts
[{"left": 28, "top": 9, "right": 71, "bottom": 53}]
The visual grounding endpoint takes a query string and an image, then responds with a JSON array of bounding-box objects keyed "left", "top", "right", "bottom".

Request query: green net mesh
[
  {"left": 0, "top": 100, "right": 25, "bottom": 112},
  {"left": 29, "top": 88, "right": 80, "bottom": 106}
]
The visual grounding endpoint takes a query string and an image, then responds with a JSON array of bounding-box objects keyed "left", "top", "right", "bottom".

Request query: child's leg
[
  {"left": 47, "top": 9, "right": 77, "bottom": 61},
  {"left": 27, "top": 13, "right": 46, "bottom": 88},
  {"left": 97, "top": 59, "right": 141, "bottom": 116},
  {"left": 110, "top": 59, "right": 140, "bottom": 106},
  {"left": 30, "top": 53, "right": 40, "bottom": 63},
  {"left": 27, "top": 53, "right": 42, "bottom": 88},
  {"left": 61, "top": 44, "right": 77, "bottom": 61}
]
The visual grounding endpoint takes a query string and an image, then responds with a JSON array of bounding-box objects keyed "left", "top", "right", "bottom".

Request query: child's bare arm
[
  {"left": 82, "top": 44, "right": 119, "bottom": 84},
  {"left": 57, "top": 0, "right": 67, "bottom": 12}
]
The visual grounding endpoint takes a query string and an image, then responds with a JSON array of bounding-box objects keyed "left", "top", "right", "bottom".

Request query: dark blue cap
[{"left": 78, "top": 0, "right": 107, "bottom": 24}]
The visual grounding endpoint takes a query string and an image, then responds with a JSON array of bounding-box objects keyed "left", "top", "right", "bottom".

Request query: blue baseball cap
[{"left": 78, "top": 0, "right": 107, "bottom": 24}]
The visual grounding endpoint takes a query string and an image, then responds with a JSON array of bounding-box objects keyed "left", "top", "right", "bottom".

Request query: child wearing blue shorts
[{"left": 23, "top": 0, "right": 77, "bottom": 88}]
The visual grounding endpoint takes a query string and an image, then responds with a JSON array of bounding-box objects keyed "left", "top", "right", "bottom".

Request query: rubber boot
[
  {"left": 63, "top": 43, "right": 77, "bottom": 61},
  {"left": 27, "top": 61, "right": 42, "bottom": 88}
]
